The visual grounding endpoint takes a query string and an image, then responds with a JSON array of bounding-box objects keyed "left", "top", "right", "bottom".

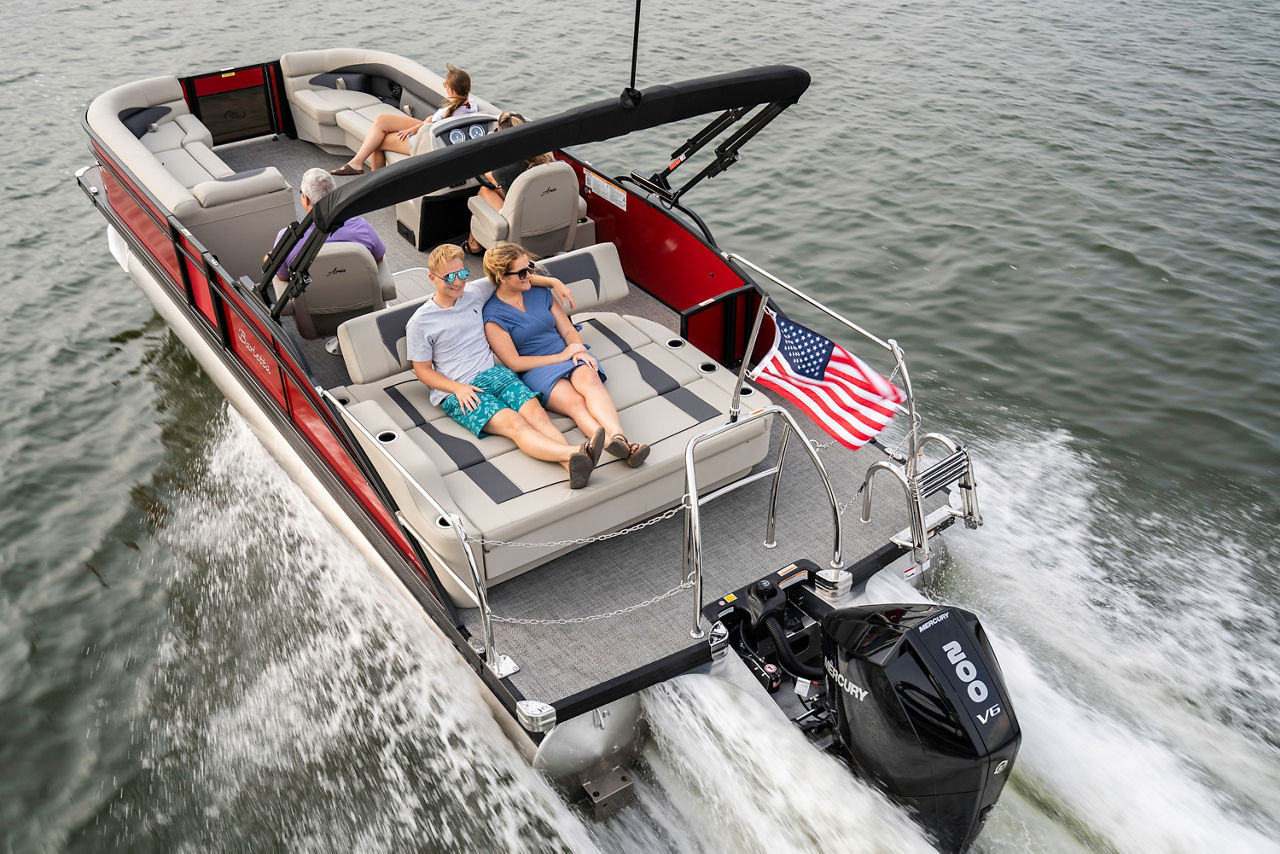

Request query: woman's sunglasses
[{"left": 505, "top": 265, "right": 533, "bottom": 280}]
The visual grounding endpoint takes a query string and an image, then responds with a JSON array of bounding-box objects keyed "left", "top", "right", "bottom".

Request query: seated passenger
[
  {"left": 482, "top": 243, "right": 649, "bottom": 468},
  {"left": 406, "top": 243, "right": 603, "bottom": 489},
  {"left": 331, "top": 63, "right": 476, "bottom": 175},
  {"left": 462, "top": 112, "right": 553, "bottom": 255},
  {"left": 271, "top": 168, "right": 385, "bottom": 281}
]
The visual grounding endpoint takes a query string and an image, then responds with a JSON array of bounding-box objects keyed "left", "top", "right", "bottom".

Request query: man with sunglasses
[{"left": 406, "top": 244, "right": 600, "bottom": 488}]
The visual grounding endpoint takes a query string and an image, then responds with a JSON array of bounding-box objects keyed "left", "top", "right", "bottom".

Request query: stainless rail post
[
  {"left": 889, "top": 339, "right": 921, "bottom": 477},
  {"left": 729, "top": 296, "right": 770, "bottom": 422},
  {"left": 763, "top": 423, "right": 792, "bottom": 548}
]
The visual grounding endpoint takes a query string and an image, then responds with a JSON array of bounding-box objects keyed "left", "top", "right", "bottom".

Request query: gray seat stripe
[
  {"left": 376, "top": 305, "right": 419, "bottom": 360},
  {"left": 384, "top": 384, "right": 523, "bottom": 504},
  {"left": 540, "top": 252, "right": 602, "bottom": 299},
  {"left": 581, "top": 319, "right": 721, "bottom": 423}
]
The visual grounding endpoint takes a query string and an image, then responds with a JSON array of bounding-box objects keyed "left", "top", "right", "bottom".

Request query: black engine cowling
[{"left": 822, "top": 603, "right": 1020, "bottom": 852}]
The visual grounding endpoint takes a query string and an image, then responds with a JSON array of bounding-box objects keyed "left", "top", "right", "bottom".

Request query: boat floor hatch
[{"left": 459, "top": 409, "right": 950, "bottom": 705}]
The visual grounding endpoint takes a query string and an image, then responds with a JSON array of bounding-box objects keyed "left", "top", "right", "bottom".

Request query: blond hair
[
  {"left": 428, "top": 243, "right": 464, "bottom": 274},
  {"left": 483, "top": 242, "right": 541, "bottom": 285},
  {"left": 442, "top": 63, "right": 471, "bottom": 118}
]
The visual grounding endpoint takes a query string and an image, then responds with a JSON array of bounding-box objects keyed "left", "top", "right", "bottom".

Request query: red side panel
[
  {"left": 559, "top": 157, "right": 749, "bottom": 362},
  {"left": 95, "top": 144, "right": 183, "bottom": 286},
  {"left": 224, "top": 307, "right": 287, "bottom": 408},
  {"left": 191, "top": 67, "right": 265, "bottom": 97},
  {"left": 560, "top": 158, "right": 744, "bottom": 314},
  {"left": 177, "top": 232, "right": 218, "bottom": 325}
]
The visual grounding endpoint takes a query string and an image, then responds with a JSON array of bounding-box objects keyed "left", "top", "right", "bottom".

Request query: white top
[
  {"left": 405, "top": 278, "right": 498, "bottom": 405},
  {"left": 430, "top": 98, "right": 477, "bottom": 123}
]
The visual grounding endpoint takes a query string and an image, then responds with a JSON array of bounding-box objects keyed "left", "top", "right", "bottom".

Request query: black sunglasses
[{"left": 505, "top": 265, "right": 533, "bottom": 280}]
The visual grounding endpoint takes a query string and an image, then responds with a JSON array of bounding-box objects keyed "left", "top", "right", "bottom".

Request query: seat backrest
[
  {"left": 337, "top": 297, "right": 430, "bottom": 384},
  {"left": 537, "top": 241, "right": 629, "bottom": 313},
  {"left": 498, "top": 161, "right": 581, "bottom": 257},
  {"left": 288, "top": 241, "right": 386, "bottom": 339}
]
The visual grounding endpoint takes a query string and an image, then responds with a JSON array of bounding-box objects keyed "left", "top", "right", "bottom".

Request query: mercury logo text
[
  {"left": 917, "top": 611, "right": 950, "bottom": 633},
  {"left": 824, "top": 659, "right": 868, "bottom": 702}
]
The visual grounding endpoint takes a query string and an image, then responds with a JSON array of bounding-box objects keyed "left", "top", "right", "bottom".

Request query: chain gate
[
  {"left": 464, "top": 503, "right": 685, "bottom": 550},
  {"left": 489, "top": 580, "right": 695, "bottom": 626}
]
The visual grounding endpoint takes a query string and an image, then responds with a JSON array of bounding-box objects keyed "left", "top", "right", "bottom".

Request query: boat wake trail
[
  {"left": 109, "top": 412, "right": 597, "bottom": 852},
  {"left": 95, "top": 409, "right": 1280, "bottom": 853},
  {"left": 600, "top": 675, "right": 936, "bottom": 854},
  {"left": 938, "top": 427, "right": 1280, "bottom": 853}
]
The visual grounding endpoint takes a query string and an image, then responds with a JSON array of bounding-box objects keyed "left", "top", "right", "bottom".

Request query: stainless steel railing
[
  {"left": 724, "top": 252, "right": 923, "bottom": 470},
  {"left": 722, "top": 253, "right": 982, "bottom": 566}
]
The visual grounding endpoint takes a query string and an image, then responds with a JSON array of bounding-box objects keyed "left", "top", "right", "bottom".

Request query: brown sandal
[
  {"left": 568, "top": 450, "right": 594, "bottom": 489},
  {"left": 606, "top": 434, "right": 649, "bottom": 468},
  {"left": 582, "top": 427, "right": 605, "bottom": 465},
  {"left": 330, "top": 163, "right": 363, "bottom": 176}
]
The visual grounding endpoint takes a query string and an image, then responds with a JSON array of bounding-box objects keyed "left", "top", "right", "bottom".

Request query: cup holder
[
  {"left": 376, "top": 430, "right": 398, "bottom": 444},
  {"left": 697, "top": 361, "right": 717, "bottom": 373},
  {"left": 435, "top": 515, "right": 452, "bottom": 529},
  {"left": 336, "top": 396, "right": 350, "bottom": 405},
  {"left": 665, "top": 338, "right": 686, "bottom": 349},
  {"left": 739, "top": 386, "right": 755, "bottom": 396}
]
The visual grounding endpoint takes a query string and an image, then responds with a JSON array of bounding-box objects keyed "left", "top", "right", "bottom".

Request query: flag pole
[{"left": 730, "top": 294, "right": 770, "bottom": 422}]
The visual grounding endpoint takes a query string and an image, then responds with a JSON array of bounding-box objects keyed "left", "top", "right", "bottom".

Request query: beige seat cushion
[{"left": 291, "top": 87, "right": 382, "bottom": 124}]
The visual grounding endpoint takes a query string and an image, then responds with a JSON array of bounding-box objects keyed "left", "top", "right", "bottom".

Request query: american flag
[{"left": 750, "top": 310, "right": 904, "bottom": 450}]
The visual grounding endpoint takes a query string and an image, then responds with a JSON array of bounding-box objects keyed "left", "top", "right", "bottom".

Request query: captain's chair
[
  {"left": 280, "top": 241, "right": 392, "bottom": 339},
  {"left": 468, "top": 161, "right": 587, "bottom": 257}
]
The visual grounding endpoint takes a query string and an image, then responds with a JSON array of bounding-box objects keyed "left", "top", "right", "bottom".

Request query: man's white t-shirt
[{"left": 405, "top": 278, "right": 497, "bottom": 406}]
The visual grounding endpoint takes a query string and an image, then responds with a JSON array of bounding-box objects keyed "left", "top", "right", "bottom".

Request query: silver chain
[
  {"left": 465, "top": 503, "right": 685, "bottom": 549},
  {"left": 489, "top": 580, "right": 695, "bottom": 625}
]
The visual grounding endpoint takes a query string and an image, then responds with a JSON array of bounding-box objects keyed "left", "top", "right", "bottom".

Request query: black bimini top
[
  {"left": 312, "top": 64, "right": 810, "bottom": 231},
  {"left": 265, "top": 65, "right": 808, "bottom": 307}
]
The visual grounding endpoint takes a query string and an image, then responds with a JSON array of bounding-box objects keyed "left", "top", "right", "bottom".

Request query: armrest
[
  {"left": 377, "top": 258, "right": 396, "bottom": 301},
  {"left": 192, "top": 167, "right": 289, "bottom": 207},
  {"left": 175, "top": 113, "right": 213, "bottom": 148},
  {"left": 468, "top": 195, "right": 508, "bottom": 246}
]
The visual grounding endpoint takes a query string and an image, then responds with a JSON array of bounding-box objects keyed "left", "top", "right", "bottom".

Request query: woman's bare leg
[
  {"left": 341, "top": 113, "right": 420, "bottom": 171},
  {"left": 569, "top": 366, "right": 623, "bottom": 438},
  {"left": 545, "top": 378, "right": 601, "bottom": 438}
]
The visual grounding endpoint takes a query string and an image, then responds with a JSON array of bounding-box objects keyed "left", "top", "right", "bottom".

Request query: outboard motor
[{"left": 822, "top": 603, "right": 1020, "bottom": 852}]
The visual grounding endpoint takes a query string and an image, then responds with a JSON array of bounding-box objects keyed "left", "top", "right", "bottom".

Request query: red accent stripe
[{"left": 192, "top": 67, "right": 265, "bottom": 97}]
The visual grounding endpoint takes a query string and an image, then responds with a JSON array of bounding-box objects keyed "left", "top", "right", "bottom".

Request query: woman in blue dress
[{"left": 482, "top": 243, "right": 649, "bottom": 467}]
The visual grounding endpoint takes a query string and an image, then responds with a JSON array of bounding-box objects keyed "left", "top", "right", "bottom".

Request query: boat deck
[{"left": 219, "top": 134, "right": 951, "bottom": 708}]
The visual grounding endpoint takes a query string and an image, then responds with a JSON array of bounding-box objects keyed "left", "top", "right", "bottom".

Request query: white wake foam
[
  {"left": 144, "top": 411, "right": 599, "bottom": 852},
  {"left": 941, "top": 427, "right": 1280, "bottom": 852}
]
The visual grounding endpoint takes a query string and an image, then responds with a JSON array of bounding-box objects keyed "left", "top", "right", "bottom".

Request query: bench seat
[
  {"left": 330, "top": 243, "right": 772, "bottom": 605},
  {"left": 279, "top": 49, "right": 499, "bottom": 161},
  {"left": 85, "top": 75, "right": 294, "bottom": 278}
]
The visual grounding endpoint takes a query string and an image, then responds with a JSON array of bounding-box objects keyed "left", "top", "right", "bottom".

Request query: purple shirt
[{"left": 274, "top": 216, "right": 386, "bottom": 279}]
